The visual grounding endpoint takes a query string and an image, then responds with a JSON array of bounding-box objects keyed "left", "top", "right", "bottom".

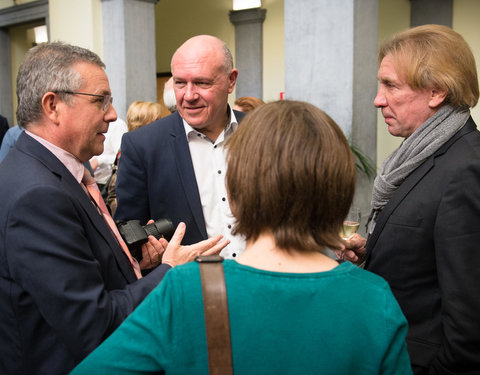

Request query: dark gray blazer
[
  {"left": 0, "top": 133, "right": 171, "bottom": 374},
  {"left": 115, "top": 110, "right": 245, "bottom": 245},
  {"left": 365, "top": 117, "right": 480, "bottom": 374}
]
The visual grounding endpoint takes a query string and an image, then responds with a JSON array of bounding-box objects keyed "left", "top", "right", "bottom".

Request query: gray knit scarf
[{"left": 369, "top": 104, "right": 470, "bottom": 224}]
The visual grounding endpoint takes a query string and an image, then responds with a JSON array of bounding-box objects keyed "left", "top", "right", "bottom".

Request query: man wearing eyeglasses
[{"left": 0, "top": 42, "right": 227, "bottom": 375}]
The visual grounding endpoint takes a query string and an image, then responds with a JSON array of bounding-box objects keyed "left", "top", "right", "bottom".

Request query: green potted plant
[{"left": 350, "top": 143, "right": 376, "bottom": 180}]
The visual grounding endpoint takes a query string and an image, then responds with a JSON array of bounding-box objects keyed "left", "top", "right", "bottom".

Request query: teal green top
[{"left": 72, "top": 260, "right": 412, "bottom": 374}]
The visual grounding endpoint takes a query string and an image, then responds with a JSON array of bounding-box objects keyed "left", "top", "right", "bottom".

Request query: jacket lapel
[
  {"left": 170, "top": 113, "right": 208, "bottom": 239},
  {"left": 69, "top": 176, "right": 138, "bottom": 283},
  {"left": 18, "top": 133, "right": 137, "bottom": 283}
]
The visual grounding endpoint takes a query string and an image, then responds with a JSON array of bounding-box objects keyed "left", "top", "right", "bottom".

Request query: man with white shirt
[{"left": 116, "top": 35, "right": 246, "bottom": 258}]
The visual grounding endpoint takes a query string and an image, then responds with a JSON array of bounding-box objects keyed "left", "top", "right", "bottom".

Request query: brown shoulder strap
[{"left": 196, "top": 255, "right": 233, "bottom": 375}]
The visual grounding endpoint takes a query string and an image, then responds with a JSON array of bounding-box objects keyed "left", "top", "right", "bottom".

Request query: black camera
[{"left": 116, "top": 219, "right": 175, "bottom": 261}]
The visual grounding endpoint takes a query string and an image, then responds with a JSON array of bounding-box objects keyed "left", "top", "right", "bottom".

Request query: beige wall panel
[
  {"left": 262, "top": 0, "right": 284, "bottom": 102},
  {"left": 49, "top": 0, "right": 103, "bottom": 56},
  {"left": 0, "top": 0, "right": 37, "bottom": 8},
  {"left": 155, "top": 0, "right": 235, "bottom": 74},
  {"left": 376, "top": 0, "right": 410, "bottom": 167},
  {"left": 9, "top": 23, "right": 39, "bottom": 124},
  {"left": 453, "top": 0, "right": 480, "bottom": 125}
]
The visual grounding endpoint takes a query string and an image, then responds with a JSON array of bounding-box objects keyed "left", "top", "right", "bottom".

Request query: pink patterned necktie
[{"left": 82, "top": 168, "right": 142, "bottom": 279}]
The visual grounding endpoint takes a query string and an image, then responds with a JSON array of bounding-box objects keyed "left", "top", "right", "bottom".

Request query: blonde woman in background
[
  {"left": 105, "top": 101, "right": 162, "bottom": 214},
  {"left": 126, "top": 101, "right": 163, "bottom": 132}
]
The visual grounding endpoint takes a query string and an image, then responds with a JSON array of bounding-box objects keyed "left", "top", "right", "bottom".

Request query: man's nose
[
  {"left": 105, "top": 103, "right": 118, "bottom": 122},
  {"left": 374, "top": 87, "right": 386, "bottom": 108},
  {"left": 184, "top": 83, "right": 198, "bottom": 101}
]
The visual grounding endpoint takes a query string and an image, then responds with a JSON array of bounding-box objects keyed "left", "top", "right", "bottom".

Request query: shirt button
[
  {"left": 228, "top": 224, "right": 232, "bottom": 229},
  {"left": 222, "top": 197, "right": 226, "bottom": 202},
  {"left": 217, "top": 170, "right": 222, "bottom": 174},
  {"left": 232, "top": 253, "right": 236, "bottom": 257}
]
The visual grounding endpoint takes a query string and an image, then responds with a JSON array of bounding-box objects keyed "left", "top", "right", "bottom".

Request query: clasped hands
[
  {"left": 139, "top": 221, "right": 229, "bottom": 270},
  {"left": 334, "top": 233, "right": 367, "bottom": 265}
]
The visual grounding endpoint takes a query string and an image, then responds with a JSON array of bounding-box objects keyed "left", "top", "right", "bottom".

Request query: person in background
[
  {"left": 105, "top": 100, "right": 162, "bottom": 215},
  {"left": 126, "top": 100, "right": 162, "bottom": 132},
  {"left": 0, "top": 42, "right": 228, "bottom": 375},
  {"left": 0, "top": 114, "right": 9, "bottom": 145},
  {"left": 115, "top": 35, "right": 246, "bottom": 258},
  {"left": 0, "top": 124, "right": 23, "bottom": 163},
  {"left": 72, "top": 100, "right": 412, "bottom": 375},
  {"left": 89, "top": 117, "right": 128, "bottom": 191},
  {"left": 233, "top": 95, "right": 264, "bottom": 112},
  {"left": 340, "top": 24, "right": 480, "bottom": 374},
  {"left": 163, "top": 76, "right": 176, "bottom": 113}
]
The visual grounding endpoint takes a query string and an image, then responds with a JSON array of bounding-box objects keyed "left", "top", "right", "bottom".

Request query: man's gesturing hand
[{"left": 161, "top": 222, "right": 230, "bottom": 267}]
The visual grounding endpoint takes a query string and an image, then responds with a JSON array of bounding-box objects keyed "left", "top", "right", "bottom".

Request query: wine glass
[{"left": 340, "top": 207, "right": 361, "bottom": 240}]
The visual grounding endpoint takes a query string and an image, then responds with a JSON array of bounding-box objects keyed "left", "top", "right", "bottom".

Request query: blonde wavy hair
[{"left": 126, "top": 101, "right": 162, "bottom": 132}]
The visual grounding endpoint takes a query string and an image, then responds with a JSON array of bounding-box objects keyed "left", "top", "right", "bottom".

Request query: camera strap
[{"left": 195, "top": 255, "right": 233, "bottom": 375}]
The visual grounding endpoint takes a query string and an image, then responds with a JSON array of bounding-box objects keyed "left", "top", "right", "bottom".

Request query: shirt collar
[
  {"left": 26, "top": 130, "right": 85, "bottom": 183},
  {"left": 183, "top": 105, "right": 238, "bottom": 140}
]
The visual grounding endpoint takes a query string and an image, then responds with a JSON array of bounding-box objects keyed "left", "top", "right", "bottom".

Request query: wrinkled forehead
[
  {"left": 173, "top": 45, "right": 223, "bottom": 67},
  {"left": 172, "top": 36, "right": 227, "bottom": 69},
  {"left": 378, "top": 54, "right": 408, "bottom": 81},
  {"left": 171, "top": 51, "right": 226, "bottom": 81}
]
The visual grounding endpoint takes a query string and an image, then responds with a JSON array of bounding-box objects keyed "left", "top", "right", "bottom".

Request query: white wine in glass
[{"left": 340, "top": 207, "right": 361, "bottom": 240}]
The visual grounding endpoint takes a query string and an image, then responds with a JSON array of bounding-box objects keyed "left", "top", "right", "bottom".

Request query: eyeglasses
[{"left": 54, "top": 91, "right": 113, "bottom": 112}]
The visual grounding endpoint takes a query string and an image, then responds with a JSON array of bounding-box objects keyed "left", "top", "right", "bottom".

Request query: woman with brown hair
[
  {"left": 73, "top": 100, "right": 411, "bottom": 374},
  {"left": 233, "top": 95, "right": 264, "bottom": 112}
]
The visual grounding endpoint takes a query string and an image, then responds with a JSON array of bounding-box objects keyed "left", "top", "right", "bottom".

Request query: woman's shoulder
[
  {"left": 342, "top": 262, "right": 393, "bottom": 291},
  {"left": 168, "top": 259, "right": 393, "bottom": 295}
]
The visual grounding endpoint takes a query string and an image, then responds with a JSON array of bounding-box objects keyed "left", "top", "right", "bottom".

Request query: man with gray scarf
[{"left": 340, "top": 25, "right": 480, "bottom": 374}]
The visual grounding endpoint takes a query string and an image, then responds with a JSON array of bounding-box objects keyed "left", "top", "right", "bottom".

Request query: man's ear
[
  {"left": 429, "top": 89, "right": 447, "bottom": 109},
  {"left": 41, "top": 92, "right": 61, "bottom": 124},
  {"left": 227, "top": 69, "right": 238, "bottom": 94}
]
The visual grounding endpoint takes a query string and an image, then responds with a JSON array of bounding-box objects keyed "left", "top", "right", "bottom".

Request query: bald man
[{"left": 116, "top": 35, "right": 246, "bottom": 258}]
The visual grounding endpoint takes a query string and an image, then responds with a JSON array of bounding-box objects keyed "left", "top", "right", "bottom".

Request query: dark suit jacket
[
  {"left": 0, "top": 133, "right": 171, "bottom": 375},
  {"left": 115, "top": 110, "right": 245, "bottom": 245},
  {"left": 365, "top": 117, "right": 480, "bottom": 374}
]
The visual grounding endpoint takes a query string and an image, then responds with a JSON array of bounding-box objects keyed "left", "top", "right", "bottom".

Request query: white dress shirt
[
  {"left": 183, "top": 108, "right": 245, "bottom": 258},
  {"left": 91, "top": 118, "right": 128, "bottom": 184}
]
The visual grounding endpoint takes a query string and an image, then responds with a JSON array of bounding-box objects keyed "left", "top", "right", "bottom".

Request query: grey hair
[
  {"left": 221, "top": 42, "right": 234, "bottom": 74},
  {"left": 16, "top": 41, "right": 105, "bottom": 127}
]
